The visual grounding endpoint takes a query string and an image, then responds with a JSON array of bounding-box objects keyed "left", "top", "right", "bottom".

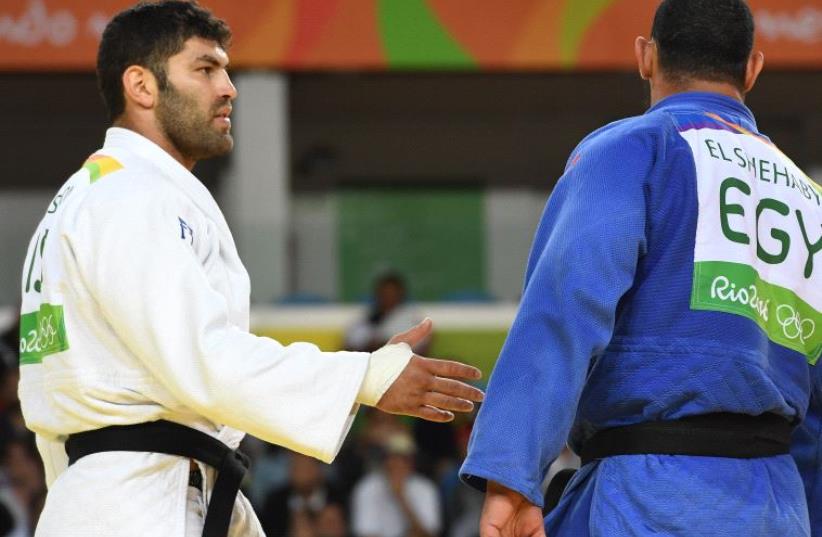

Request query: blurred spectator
[
  {"left": 314, "top": 502, "right": 349, "bottom": 537},
  {"left": 259, "top": 452, "right": 345, "bottom": 537},
  {"left": 0, "top": 314, "right": 47, "bottom": 537},
  {"left": 244, "top": 440, "right": 291, "bottom": 507},
  {"left": 345, "top": 272, "right": 426, "bottom": 353},
  {"left": 360, "top": 411, "right": 407, "bottom": 458},
  {"left": 324, "top": 409, "right": 408, "bottom": 513},
  {"left": 351, "top": 432, "right": 441, "bottom": 537},
  {"left": 0, "top": 315, "right": 20, "bottom": 420},
  {"left": 0, "top": 435, "right": 45, "bottom": 537},
  {"left": 0, "top": 501, "right": 13, "bottom": 536},
  {"left": 412, "top": 420, "right": 458, "bottom": 482},
  {"left": 443, "top": 483, "right": 482, "bottom": 537},
  {"left": 440, "top": 412, "right": 482, "bottom": 537}
]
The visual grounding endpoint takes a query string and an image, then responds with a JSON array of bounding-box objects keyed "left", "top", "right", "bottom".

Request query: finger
[
  {"left": 422, "top": 357, "right": 482, "bottom": 380},
  {"left": 431, "top": 377, "right": 485, "bottom": 402},
  {"left": 479, "top": 524, "right": 502, "bottom": 537},
  {"left": 414, "top": 405, "right": 454, "bottom": 423},
  {"left": 388, "top": 318, "right": 433, "bottom": 346},
  {"left": 423, "top": 392, "right": 474, "bottom": 413},
  {"left": 479, "top": 517, "right": 503, "bottom": 537}
]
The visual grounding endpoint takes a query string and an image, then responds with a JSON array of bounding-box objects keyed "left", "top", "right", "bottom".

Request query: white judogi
[{"left": 18, "top": 127, "right": 411, "bottom": 536}]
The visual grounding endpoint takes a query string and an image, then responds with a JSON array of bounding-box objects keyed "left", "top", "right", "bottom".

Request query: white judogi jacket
[{"left": 18, "top": 128, "right": 410, "bottom": 536}]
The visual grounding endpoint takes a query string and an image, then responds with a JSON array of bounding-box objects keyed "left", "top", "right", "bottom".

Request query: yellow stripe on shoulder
[{"left": 83, "top": 154, "right": 124, "bottom": 183}]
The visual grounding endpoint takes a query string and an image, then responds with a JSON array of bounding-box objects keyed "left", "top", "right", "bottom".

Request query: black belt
[
  {"left": 65, "top": 420, "right": 249, "bottom": 537},
  {"left": 544, "top": 412, "right": 794, "bottom": 515}
]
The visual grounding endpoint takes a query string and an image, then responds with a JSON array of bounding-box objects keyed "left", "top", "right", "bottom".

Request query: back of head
[
  {"left": 651, "top": 0, "right": 754, "bottom": 90},
  {"left": 97, "top": 0, "right": 231, "bottom": 122}
]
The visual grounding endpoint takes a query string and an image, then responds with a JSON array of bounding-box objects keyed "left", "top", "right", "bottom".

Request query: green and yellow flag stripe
[{"left": 83, "top": 154, "right": 123, "bottom": 183}]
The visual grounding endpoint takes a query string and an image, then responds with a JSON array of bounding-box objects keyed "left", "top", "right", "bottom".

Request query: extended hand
[
  {"left": 377, "top": 319, "right": 484, "bottom": 422},
  {"left": 480, "top": 481, "right": 546, "bottom": 537}
]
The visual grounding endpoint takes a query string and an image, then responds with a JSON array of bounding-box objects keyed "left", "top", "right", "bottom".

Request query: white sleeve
[{"left": 67, "top": 187, "right": 368, "bottom": 462}]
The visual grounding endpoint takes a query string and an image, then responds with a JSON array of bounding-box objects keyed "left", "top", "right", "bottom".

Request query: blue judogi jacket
[
  {"left": 461, "top": 92, "right": 821, "bottom": 536},
  {"left": 794, "top": 364, "right": 822, "bottom": 535}
]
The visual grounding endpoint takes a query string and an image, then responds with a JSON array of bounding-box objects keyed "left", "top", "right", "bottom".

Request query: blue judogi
[
  {"left": 461, "top": 92, "right": 820, "bottom": 536},
  {"left": 794, "top": 364, "right": 822, "bottom": 535}
]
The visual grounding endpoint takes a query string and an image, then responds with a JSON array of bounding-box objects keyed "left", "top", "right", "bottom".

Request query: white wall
[
  {"left": 485, "top": 188, "right": 546, "bottom": 300},
  {"left": 0, "top": 191, "right": 53, "bottom": 307},
  {"left": 220, "top": 72, "right": 290, "bottom": 303},
  {"left": 290, "top": 192, "right": 339, "bottom": 300}
]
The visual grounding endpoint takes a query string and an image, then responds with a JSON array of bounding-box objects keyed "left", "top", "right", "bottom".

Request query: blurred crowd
[
  {"left": 241, "top": 407, "right": 483, "bottom": 537},
  {"left": 0, "top": 316, "right": 45, "bottom": 537}
]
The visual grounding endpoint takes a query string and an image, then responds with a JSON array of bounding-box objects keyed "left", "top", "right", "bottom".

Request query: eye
[{"left": 198, "top": 66, "right": 213, "bottom": 76}]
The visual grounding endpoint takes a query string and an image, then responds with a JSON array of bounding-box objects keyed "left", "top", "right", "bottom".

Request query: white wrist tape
[{"left": 356, "top": 342, "right": 414, "bottom": 406}]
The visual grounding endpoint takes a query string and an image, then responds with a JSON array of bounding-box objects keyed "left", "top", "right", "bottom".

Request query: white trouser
[
  {"left": 186, "top": 486, "right": 206, "bottom": 537},
  {"left": 35, "top": 452, "right": 266, "bottom": 536}
]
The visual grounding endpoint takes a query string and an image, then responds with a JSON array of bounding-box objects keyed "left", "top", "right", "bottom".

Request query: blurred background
[{"left": 0, "top": 0, "right": 820, "bottom": 536}]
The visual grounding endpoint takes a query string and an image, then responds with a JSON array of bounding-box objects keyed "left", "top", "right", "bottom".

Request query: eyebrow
[{"left": 194, "top": 54, "right": 228, "bottom": 68}]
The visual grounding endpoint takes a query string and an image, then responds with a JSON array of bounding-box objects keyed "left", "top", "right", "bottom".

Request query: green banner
[
  {"left": 339, "top": 187, "right": 485, "bottom": 301},
  {"left": 19, "top": 304, "right": 69, "bottom": 365},
  {"left": 691, "top": 261, "right": 820, "bottom": 364}
]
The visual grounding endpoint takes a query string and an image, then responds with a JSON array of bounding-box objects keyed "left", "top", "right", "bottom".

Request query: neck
[
  {"left": 113, "top": 116, "right": 196, "bottom": 170},
  {"left": 649, "top": 79, "right": 744, "bottom": 107}
]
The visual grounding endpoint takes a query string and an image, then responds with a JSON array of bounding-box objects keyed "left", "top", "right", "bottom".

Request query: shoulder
[
  {"left": 76, "top": 157, "right": 191, "bottom": 223},
  {"left": 574, "top": 112, "right": 678, "bottom": 163},
  {"left": 59, "top": 157, "right": 203, "bottom": 253},
  {"left": 560, "top": 111, "right": 687, "bottom": 188}
]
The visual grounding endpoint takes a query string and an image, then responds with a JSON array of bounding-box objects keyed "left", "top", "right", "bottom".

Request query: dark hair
[
  {"left": 97, "top": 1, "right": 231, "bottom": 122},
  {"left": 651, "top": 0, "right": 754, "bottom": 89},
  {"left": 375, "top": 271, "right": 407, "bottom": 292}
]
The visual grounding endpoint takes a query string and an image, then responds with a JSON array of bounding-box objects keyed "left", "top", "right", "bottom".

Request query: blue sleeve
[
  {"left": 793, "top": 366, "right": 822, "bottom": 535},
  {"left": 460, "top": 129, "right": 651, "bottom": 507}
]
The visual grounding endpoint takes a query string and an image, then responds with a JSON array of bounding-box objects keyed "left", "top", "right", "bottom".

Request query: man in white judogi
[{"left": 17, "top": 3, "right": 484, "bottom": 536}]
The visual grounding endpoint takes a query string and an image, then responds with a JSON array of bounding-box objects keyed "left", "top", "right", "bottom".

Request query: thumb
[{"left": 388, "top": 318, "right": 433, "bottom": 347}]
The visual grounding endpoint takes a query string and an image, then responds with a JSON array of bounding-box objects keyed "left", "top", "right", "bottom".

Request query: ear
[
  {"left": 743, "top": 51, "right": 765, "bottom": 94},
  {"left": 121, "top": 65, "right": 159, "bottom": 111},
  {"left": 634, "top": 36, "right": 655, "bottom": 80}
]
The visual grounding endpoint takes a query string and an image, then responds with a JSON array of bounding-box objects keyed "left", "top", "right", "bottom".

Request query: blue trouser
[{"left": 547, "top": 454, "right": 810, "bottom": 536}]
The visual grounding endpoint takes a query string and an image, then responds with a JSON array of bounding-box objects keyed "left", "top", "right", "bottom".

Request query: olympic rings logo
[
  {"left": 38, "top": 315, "right": 58, "bottom": 348},
  {"left": 19, "top": 314, "right": 58, "bottom": 355},
  {"left": 775, "top": 304, "right": 815, "bottom": 344}
]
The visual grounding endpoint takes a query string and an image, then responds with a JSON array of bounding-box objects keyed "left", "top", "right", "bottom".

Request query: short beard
[{"left": 156, "top": 82, "right": 233, "bottom": 163}]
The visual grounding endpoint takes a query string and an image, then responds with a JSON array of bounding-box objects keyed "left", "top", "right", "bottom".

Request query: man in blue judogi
[{"left": 460, "top": 1, "right": 821, "bottom": 535}]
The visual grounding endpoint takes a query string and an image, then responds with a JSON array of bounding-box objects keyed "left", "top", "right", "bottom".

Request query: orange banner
[{"left": 1, "top": 0, "right": 819, "bottom": 71}]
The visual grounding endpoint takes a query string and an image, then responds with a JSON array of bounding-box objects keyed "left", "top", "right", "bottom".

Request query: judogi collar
[
  {"left": 646, "top": 91, "right": 758, "bottom": 130},
  {"left": 102, "top": 127, "right": 233, "bottom": 242}
]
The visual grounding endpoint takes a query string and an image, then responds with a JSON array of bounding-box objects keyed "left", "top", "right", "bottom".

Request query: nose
[{"left": 220, "top": 70, "right": 237, "bottom": 101}]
